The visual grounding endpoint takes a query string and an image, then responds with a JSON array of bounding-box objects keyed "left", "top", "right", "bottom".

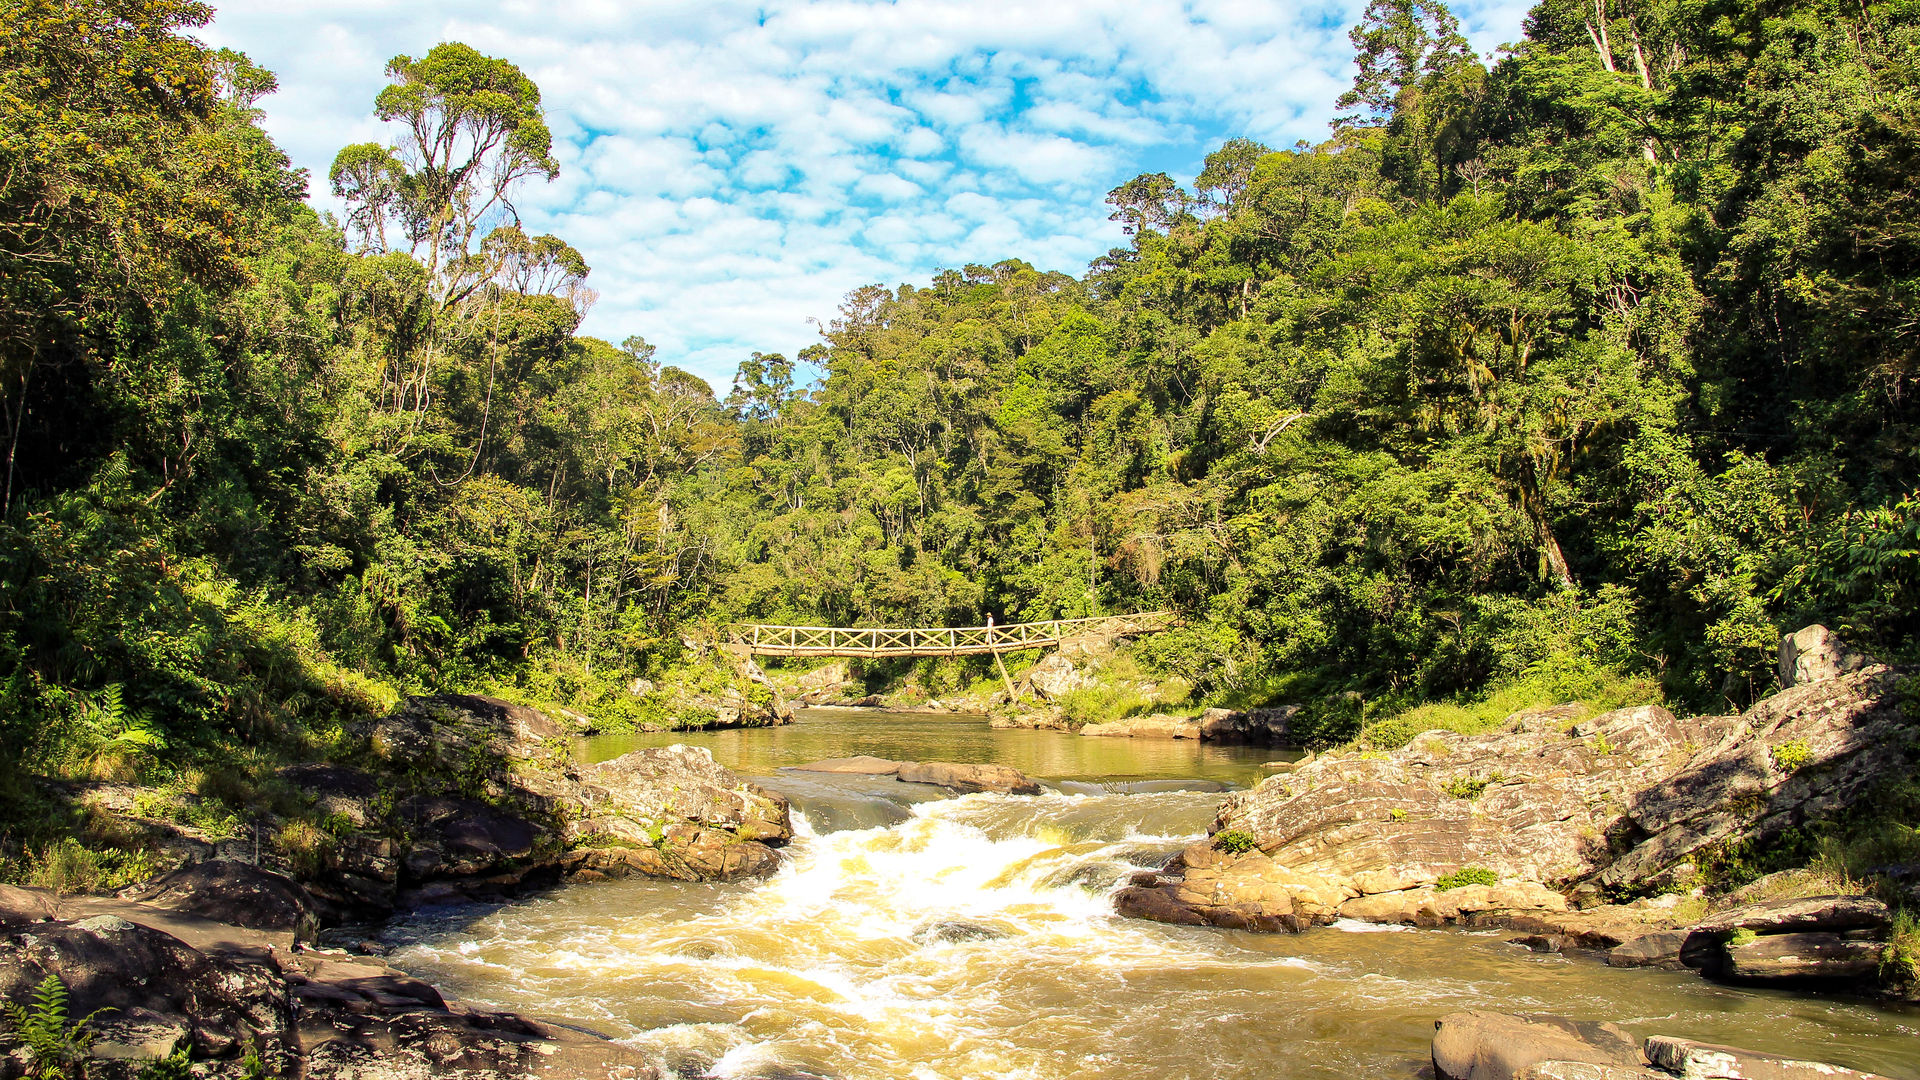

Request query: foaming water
[{"left": 380, "top": 788, "right": 1920, "bottom": 1080}]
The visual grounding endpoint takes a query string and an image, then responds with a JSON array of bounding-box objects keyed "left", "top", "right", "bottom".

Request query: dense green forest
[{"left": 3, "top": 0, "right": 1918, "bottom": 805}]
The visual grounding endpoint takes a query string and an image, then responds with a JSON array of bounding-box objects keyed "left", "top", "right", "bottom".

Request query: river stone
[
  {"left": 896, "top": 761, "right": 1042, "bottom": 795},
  {"left": 1644, "top": 1036, "right": 1894, "bottom": 1080},
  {"left": 120, "top": 860, "right": 320, "bottom": 938},
  {"left": 1779, "top": 625, "right": 1872, "bottom": 688},
  {"left": 1721, "top": 931, "right": 1886, "bottom": 981},
  {"left": 1432, "top": 1011, "right": 1644, "bottom": 1080},
  {"left": 1607, "top": 930, "right": 1691, "bottom": 968}
]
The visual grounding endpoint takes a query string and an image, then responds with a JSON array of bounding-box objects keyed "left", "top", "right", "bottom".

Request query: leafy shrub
[
  {"left": 1389, "top": 807, "right": 1408, "bottom": 821},
  {"left": 1435, "top": 866, "right": 1498, "bottom": 890},
  {"left": 1882, "top": 911, "right": 1919, "bottom": 985},
  {"left": 276, "top": 820, "right": 334, "bottom": 878},
  {"left": 1213, "top": 828, "right": 1258, "bottom": 854},
  {"left": 1358, "top": 657, "right": 1660, "bottom": 752},
  {"left": 1058, "top": 685, "right": 1152, "bottom": 726},
  {"left": 1770, "top": 739, "right": 1814, "bottom": 773},
  {"left": 24, "top": 838, "right": 158, "bottom": 896},
  {"left": 1445, "top": 776, "right": 1491, "bottom": 800}
]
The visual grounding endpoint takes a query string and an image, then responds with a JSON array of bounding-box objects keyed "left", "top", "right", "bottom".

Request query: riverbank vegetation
[{"left": 4, "top": 0, "right": 1920, "bottom": 869}]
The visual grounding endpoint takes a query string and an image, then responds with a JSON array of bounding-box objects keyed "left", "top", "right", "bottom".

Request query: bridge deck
[{"left": 723, "top": 612, "right": 1174, "bottom": 658}]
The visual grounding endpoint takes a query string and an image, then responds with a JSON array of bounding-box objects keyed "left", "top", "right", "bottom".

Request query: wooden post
[{"left": 988, "top": 614, "right": 1020, "bottom": 704}]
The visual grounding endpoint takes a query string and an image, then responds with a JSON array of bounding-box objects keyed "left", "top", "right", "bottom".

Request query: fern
[
  {"left": 82, "top": 683, "right": 167, "bottom": 753},
  {"left": 135, "top": 1050, "right": 193, "bottom": 1080},
  {"left": 1, "top": 973, "right": 110, "bottom": 1080}
]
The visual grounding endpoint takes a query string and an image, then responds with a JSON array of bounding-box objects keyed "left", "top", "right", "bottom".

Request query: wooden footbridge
[{"left": 722, "top": 612, "right": 1175, "bottom": 659}]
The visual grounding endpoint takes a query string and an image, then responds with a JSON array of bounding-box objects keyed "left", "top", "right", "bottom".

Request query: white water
[{"left": 381, "top": 789, "right": 1920, "bottom": 1080}]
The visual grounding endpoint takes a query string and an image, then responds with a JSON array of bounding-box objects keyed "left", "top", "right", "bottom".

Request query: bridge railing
[{"left": 722, "top": 611, "right": 1174, "bottom": 657}]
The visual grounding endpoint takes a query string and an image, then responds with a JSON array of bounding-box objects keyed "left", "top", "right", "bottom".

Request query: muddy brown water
[{"left": 378, "top": 709, "right": 1920, "bottom": 1080}]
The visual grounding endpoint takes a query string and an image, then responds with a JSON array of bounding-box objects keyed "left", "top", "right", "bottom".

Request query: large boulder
[
  {"left": 565, "top": 745, "right": 792, "bottom": 882},
  {"left": 1779, "top": 624, "right": 1872, "bottom": 688},
  {"left": 120, "top": 861, "right": 319, "bottom": 939},
  {"left": 1022, "top": 654, "right": 1090, "bottom": 701},
  {"left": 1432, "top": 1011, "right": 1645, "bottom": 1080},
  {"left": 0, "top": 915, "right": 295, "bottom": 1067},
  {"left": 1116, "top": 645, "right": 1912, "bottom": 937}
]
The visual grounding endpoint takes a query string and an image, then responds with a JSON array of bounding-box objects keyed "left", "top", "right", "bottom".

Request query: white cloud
[{"left": 200, "top": 0, "right": 1529, "bottom": 387}]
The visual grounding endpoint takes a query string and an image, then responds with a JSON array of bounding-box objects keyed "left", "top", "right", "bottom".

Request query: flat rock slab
[
  {"left": 1645, "top": 1036, "right": 1893, "bottom": 1080},
  {"left": 1690, "top": 895, "right": 1889, "bottom": 936},
  {"left": 1723, "top": 931, "right": 1884, "bottom": 981},
  {"left": 790, "top": 756, "right": 907, "bottom": 775},
  {"left": 1608, "top": 930, "right": 1691, "bottom": 968}
]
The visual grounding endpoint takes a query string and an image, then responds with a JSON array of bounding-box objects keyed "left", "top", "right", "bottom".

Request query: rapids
[{"left": 377, "top": 711, "right": 1920, "bottom": 1080}]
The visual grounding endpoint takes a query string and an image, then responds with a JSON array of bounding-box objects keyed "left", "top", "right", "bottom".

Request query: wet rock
[
  {"left": 120, "top": 860, "right": 320, "bottom": 939},
  {"left": 1643, "top": 1036, "right": 1893, "bottom": 1080},
  {"left": 1197, "top": 706, "right": 1300, "bottom": 746},
  {"left": 1337, "top": 882, "right": 1568, "bottom": 927},
  {"left": 364, "top": 693, "right": 572, "bottom": 771},
  {"left": 1432, "top": 1011, "right": 1645, "bottom": 1080},
  {"left": 1510, "top": 934, "right": 1574, "bottom": 953},
  {"left": 1779, "top": 625, "right": 1873, "bottom": 688},
  {"left": 1116, "top": 848, "right": 1351, "bottom": 933},
  {"left": 897, "top": 761, "right": 1042, "bottom": 795},
  {"left": 914, "top": 920, "right": 1008, "bottom": 944},
  {"left": 1077, "top": 714, "right": 1201, "bottom": 739},
  {"left": 1607, "top": 930, "right": 1691, "bottom": 968}
]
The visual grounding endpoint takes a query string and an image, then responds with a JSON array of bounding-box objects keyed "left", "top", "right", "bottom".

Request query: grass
[
  {"left": 22, "top": 838, "right": 162, "bottom": 896},
  {"left": 1357, "top": 665, "right": 1662, "bottom": 752},
  {"left": 1057, "top": 685, "right": 1155, "bottom": 726},
  {"left": 1769, "top": 739, "right": 1814, "bottom": 772}
]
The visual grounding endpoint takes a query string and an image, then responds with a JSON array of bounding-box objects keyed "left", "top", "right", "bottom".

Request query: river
[{"left": 375, "top": 709, "right": 1920, "bottom": 1080}]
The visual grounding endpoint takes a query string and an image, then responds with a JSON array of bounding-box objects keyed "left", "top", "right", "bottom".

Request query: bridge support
[{"left": 987, "top": 616, "right": 1021, "bottom": 704}]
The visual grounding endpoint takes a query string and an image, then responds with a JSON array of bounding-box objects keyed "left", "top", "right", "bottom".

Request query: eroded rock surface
[
  {"left": 0, "top": 896, "right": 656, "bottom": 1080},
  {"left": 1116, "top": 627, "right": 1911, "bottom": 960},
  {"left": 1432, "top": 1011, "right": 1895, "bottom": 1080},
  {"left": 788, "top": 756, "right": 1043, "bottom": 795},
  {"left": 1077, "top": 715, "right": 1201, "bottom": 739}
]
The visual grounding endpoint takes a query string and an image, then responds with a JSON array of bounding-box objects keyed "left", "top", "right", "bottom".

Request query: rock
[
  {"left": 989, "top": 709, "right": 1073, "bottom": 731},
  {"left": 0, "top": 883, "right": 55, "bottom": 926},
  {"left": 1022, "top": 653, "right": 1090, "bottom": 701},
  {"left": 1116, "top": 668, "right": 1914, "bottom": 939},
  {"left": 1644, "top": 1036, "right": 1893, "bottom": 1080},
  {"left": 1510, "top": 934, "right": 1575, "bottom": 953},
  {"left": 897, "top": 761, "right": 1042, "bottom": 795},
  {"left": 566, "top": 745, "right": 791, "bottom": 882},
  {"left": 0, "top": 915, "right": 296, "bottom": 1067},
  {"left": 1337, "top": 882, "right": 1568, "bottom": 927},
  {"left": 120, "top": 860, "right": 320, "bottom": 939},
  {"left": 1078, "top": 714, "right": 1201, "bottom": 739},
  {"left": 628, "top": 677, "right": 656, "bottom": 697},
  {"left": 790, "top": 755, "right": 907, "bottom": 775},
  {"left": 1778, "top": 625, "right": 1873, "bottom": 688},
  {"left": 1720, "top": 930, "right": 1885, "bottom": 981},
  {"left": 913, "top": 920, "right": 1008, "bottom": 944},
  {"left": 366, "top": 694, "right": 571, "bottom": 770},
  {"left": 1197, "top": 706, "right": 1300, "bottom": 745},
  {"left": 396, "top": 796, "right": 549, "bottom": 889},
  {"left": 1116, "top": 847, "right": 1351, "bottom": 933},
  {"left": 1689, "top": 894, "right": 1889, "bottom": 936},
  {"left": 1432, "top": 1011, "right": 1645, "bottom": 1080},
  {"left": 1607, "top": 930, "right": 1691, "bottom": 968},
  {"left": 276, "top": 763, "right": 382, "bottom": 828}
]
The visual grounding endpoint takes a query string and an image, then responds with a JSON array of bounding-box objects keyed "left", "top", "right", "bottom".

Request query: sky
[{"left": 201, "top": 0, "right": 1532, "bottom": 388}]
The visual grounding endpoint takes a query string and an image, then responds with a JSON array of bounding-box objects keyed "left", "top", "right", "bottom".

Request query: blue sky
[{"left": 203, "top": 0, "right": 1532, "bottom": 388}]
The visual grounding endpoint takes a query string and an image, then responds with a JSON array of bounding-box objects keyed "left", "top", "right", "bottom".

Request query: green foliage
[
  {"left": 1444, "top": 776, "right": 1491, "bottom": 800},
  {"left": 136, "top": 1050, "right": 193, "bottom": 1080},
  {"left": 1883, "top": 912, "right": 1920, "bottom": 986},
  {"left": 0, "top": 975, "right": 107, "bottom": 1080},
  {"left": 1725, "top": 928, "right": 1759, "bottom": 949},
  {"left": 1213, "top": 828, "right": 1258, "bottom": 854},
  {"left": 1435, "top": 866, "right": 1498, "bottom": 890},
  {"left": 6, "top": 0, "right": 1920, "bottom": 878},
  {"left": 1769, "top": 739, "right": 1814, "bottom": 773},
  {"left": 21, "top": 838, "right": 160, "bottom": 897}
]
